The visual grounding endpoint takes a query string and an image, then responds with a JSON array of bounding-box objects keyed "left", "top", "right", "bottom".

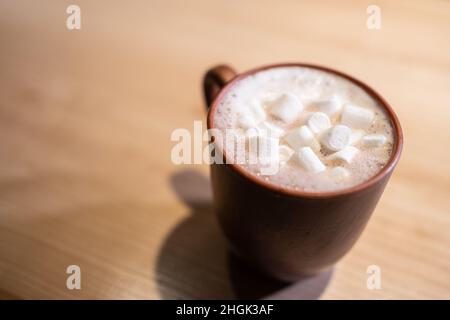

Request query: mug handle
[{"left": 203, "top": 65, "right": 237, "bottom": 110}]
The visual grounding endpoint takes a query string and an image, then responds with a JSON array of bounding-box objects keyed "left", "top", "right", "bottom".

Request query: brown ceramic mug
[{"left": 203, "top": 63, "right": 403, "bottom": 282}]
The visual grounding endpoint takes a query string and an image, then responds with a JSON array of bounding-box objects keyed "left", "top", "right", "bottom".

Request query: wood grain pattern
[{"left": 0, "top": 0, "right": 449, "bottom": 299}]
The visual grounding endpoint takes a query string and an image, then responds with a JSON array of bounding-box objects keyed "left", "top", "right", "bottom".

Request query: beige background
[{"left": 0, "top": 0, "right": 449, "bottom": 299}]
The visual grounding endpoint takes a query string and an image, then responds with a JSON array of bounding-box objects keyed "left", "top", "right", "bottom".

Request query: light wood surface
[{"left": 0, "top": 0, "right": 449, "bottom": 299}]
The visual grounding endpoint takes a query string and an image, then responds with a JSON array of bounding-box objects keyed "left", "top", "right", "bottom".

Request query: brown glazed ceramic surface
[{"left": 203, "top": 63, "right": 403, "bottom": 282}]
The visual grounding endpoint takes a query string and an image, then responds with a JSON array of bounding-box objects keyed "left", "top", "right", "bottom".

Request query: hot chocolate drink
[{"left": 212, "top": 66, "right": 394, "bottom": 192}]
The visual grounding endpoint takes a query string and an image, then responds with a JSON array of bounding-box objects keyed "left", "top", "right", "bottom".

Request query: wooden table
[{"left": 0, "top": 0, "right": 449, "bottom": 299}]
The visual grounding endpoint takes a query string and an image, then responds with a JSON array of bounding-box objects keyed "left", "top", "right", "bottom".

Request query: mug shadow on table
[{"left": 155, "top": 169, "right": 333, "bottom": 299}]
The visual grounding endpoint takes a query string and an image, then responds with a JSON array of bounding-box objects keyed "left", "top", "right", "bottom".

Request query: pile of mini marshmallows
[{"left": 236, "top": 93, "right": 388, "bottom": 181}]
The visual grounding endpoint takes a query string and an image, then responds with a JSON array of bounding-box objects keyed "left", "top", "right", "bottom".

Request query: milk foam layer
[{"left": 213, "top": 66, "right": 394, "bottom": 192}]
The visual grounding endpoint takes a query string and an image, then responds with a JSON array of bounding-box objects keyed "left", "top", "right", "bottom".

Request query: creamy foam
[{"left": 213, "top": 66, "right": 394, "bottom": 192}]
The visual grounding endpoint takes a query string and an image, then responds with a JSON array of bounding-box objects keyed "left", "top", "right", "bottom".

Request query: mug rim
[{"left": 207, "top": 63, "right": 403, "bottom": 199}]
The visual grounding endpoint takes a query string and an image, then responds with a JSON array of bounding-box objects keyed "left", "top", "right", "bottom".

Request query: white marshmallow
[
  {"left": 237, "top": 113, "right": 257, "bottom": 130},
  {"left": 341, "top": 104, "right": 374, "bottom": 129},
  {"left": 285, "top": 125, "right": 320, "bottom": 152},
  {"left": 362, "top": 134, "right": 387, "bottom": 148},
  {"left": 328, "top": 146, "right": 359, "bottom": 164},
  {"left": 279, "top": 145, "right": 295, "bottom": 163},
  {"left": 315, "top": 96, "right": 343, "bottom": 117},
  {"left": 248, "top": 135, "right": 279, "bottom": 165},
  {"left": 237, "top": 100, "right": 267, "bottom": 130},
  {"left": 349, "top": 129, "right": 365, "bottom": 145},
  {"left": 295, "top": 147, "right": 326, "bottom": 173},
  {"left": 330, "top": 166, "right": 350, "bottom": 182},
  {"left": 307, "top": 112, "right": 331, "bottom": 134},
  {"left": 321, "top": 125, "right": 351, "bottom": 152},
  {"left": 258, "top": 121, "right": 285, "bottom": 138},
  {"left": 248, "top": 100, "right": 266, "bottom": 123},
  {"left": 269, "top": 93, "right": 303, "bottom": 123}
]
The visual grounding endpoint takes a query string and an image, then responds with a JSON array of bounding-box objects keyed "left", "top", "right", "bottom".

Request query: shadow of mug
[{"left": 155, "top": 170, "right": 333, "bottom": 299}]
